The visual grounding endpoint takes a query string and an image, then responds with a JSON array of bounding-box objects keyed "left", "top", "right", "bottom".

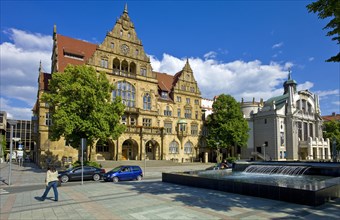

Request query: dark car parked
[
  {"left": 58, "top": 166, "right": 106, "bottom": 183},
  {"left": 103, "top": 165, "right": 143, "bottom": 182}
]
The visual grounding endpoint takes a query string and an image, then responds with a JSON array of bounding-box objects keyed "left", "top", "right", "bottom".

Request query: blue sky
[{"left": 1, "top": 0, "right": 339, "bottom": 120}]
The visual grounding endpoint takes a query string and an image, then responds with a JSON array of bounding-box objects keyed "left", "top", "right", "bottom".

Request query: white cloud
[
  {"left": 204, "top": 51, "right": 217, "bottom": 60},
  {"left": 0, "top": 97, "right": 32, "bottom": 120},
  {"left": 308, "top": 57, "right": 314, "bottom": 61},
  {"left": 272, "top": 42, "right": 283, "bottom": 49},
  {"left": 315, "top": 89, "right": 339, "bottom": 98},
  {"left": 0, "top": 29, "right": 52, "bottom": 119},
  {"left": 1, "top": 28, "right": 338, "bottom": 120},
  {"left": 332, "top": 101, "right": 340, "bottom": 106},
  {"left": 151, "top": 53, "right": 292, "bottom": 101}
]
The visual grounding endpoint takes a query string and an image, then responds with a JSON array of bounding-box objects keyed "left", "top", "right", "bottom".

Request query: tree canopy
[
  {"left": 43, "top": 65, "right": 125, "bottom": 153},
  {"left": 323, "top": 120, "right": 340, "bottom": 151},
  {"left": 206, "top": 94, "right": 249, "bottom": 151},
  {"left": 307, "top": 0, "right": 340, "bottom": 62}
]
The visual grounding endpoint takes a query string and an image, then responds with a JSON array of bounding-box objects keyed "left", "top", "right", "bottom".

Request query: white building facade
[{"left": 241, "top": 73, "right": 330, "bottom": 161}]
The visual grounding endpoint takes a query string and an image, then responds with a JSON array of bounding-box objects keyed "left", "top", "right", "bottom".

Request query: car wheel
[
  {"left": 136, "top": 175, "right": 142, "bottom": 181},
  {"left": 60, "top": 175, "right": 69, "bottom": 183},
  {"left": 113, "top": 177, "right": 119, "bottom": 183},
  {"left": 93, "top": 174, "right": 100, "bottom": 181}
]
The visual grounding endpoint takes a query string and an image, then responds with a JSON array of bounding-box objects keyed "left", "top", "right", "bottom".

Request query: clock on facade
[{"left": 121, "top": 44, "right": 129, "bottom": 55}]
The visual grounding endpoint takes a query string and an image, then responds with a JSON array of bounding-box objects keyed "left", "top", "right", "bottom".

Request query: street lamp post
[
  {"left": 143, "top": 138, "right": 148, "bottom": 177},
  {"left": 262, "top": 143, "right": 267, "bottom": 161},
  {"left": 216, "top": 142, "right": 220, "bottom": 163},
  {"left": 8, "top": 120, "right": 17, "bottom": 186}
]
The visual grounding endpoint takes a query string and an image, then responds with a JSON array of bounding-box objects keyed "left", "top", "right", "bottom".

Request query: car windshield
[{"left": 110, "top": 166, "right": 123, "bottom": 172}]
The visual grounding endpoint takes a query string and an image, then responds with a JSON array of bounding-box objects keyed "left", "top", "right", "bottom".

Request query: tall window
[
  {"left": 140, "top": 68, "right": 147, "bottom": 76},
  {"left": 195, "top": 111, "right": 198, "bottom": 119},
  {"left": 101, "top": 59, "right": 108, "bottom": 68},
  {"left": 130, "top": 117, "right": 136, "bottom": 126},
  {"left": 185, "top": 109, "right": 192, "bottom": 119},
  {"left": 184, "top": 142, "right": 193, "bottom": 154},
  {"left": 303, "top": 122, "right": 308, "bottom": 141},
  {"left": 143, "top": 93, "right": 151, "bottom": 110},
  {"left": 280, "top": 132, "right": 284, "bottom": 146},
  {"left": 177, "top": 96, "right": 181, "bottom": 103},
  {"left": 143, "top": 118, "right": 151, "bottom": 127},
  {"left": 164, "top": 106, "right": 172, "bottom": 116},
  {"left": 45, "top": 113, "right": 52, "bottom": 126},
  {"left": 191, "top": 124, "right": 198, "bottom": 136},
  {"left": 164, "top": 122, "right": 172, "bottom": 134},
  {"left": 194, "top": 99, "right": 199, "bottom": 105},
  {"left": 169, "top": 141, "right": 179, "bottom": 154},
  {"left": 186, "top": 98, "right": 190, "bottom": 104},
  {"left": 177, "top": 108, "right": 181, "bottom": 117},
  {"left": 309, "top": 123, "right": 314, "bottom": 138},
  {"left": 297, "top": 122, "right": 302, "bottom": 140},
  {"left": 112, "top": 81, "right": 136, "bottom": 107}
]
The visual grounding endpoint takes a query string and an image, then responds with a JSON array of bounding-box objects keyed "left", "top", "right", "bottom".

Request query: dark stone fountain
[{"left": 162, "top": 161, "right": 340, "bottom": 206}]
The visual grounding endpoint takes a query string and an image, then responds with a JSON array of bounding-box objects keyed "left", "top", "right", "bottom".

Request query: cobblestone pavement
[{"left": 0, "top": 162, "right": 339, "bottom": 220}]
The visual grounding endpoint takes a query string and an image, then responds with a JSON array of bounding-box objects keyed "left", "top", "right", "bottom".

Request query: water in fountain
[{"left": 244, "top": 165, "right": 310, "bottom": 176}]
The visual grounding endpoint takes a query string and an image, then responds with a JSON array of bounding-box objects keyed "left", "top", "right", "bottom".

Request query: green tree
[
  {"left": 323, "top": 120, "right": 340, "bottom": 151},
  {"left": 307, "top": 0, "right": 340, "bottom": 62},
  {"left": 0, "top": 134, "right": 6, "bottom": 159},
  {"left": 43, "top": 65, "right": 126, "bottom": 160},
  {"left": 206, "top": 94, "right": 249, "bottom": 160}
]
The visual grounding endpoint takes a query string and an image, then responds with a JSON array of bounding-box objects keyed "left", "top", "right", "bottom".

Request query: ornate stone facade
[{"left": 33, "top": 5, "right": 203, "bottom": 166}]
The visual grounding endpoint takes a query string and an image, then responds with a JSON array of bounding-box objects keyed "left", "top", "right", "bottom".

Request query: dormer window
[
  {"left": 161, "top": 91, "right": 168, "bottom": 99},
  {"left": 63, "top": 49, "right": 84, "bottom": 61}
]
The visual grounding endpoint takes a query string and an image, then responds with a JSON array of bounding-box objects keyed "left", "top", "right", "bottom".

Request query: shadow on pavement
[{"left": 118, "top": 179, "right": 340, "bottom": 219}]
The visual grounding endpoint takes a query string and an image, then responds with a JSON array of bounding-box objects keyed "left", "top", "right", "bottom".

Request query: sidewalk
[{"left": 1, "top": 162, "right": 339, "bottom": 219}]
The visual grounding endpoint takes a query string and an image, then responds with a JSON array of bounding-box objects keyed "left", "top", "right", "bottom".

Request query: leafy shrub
[
  {"left": 72, "top": 160, "right": 102, "bottom": 168},
  {"left": 226, "top": 157, "right": 237, "bottom": 164}
]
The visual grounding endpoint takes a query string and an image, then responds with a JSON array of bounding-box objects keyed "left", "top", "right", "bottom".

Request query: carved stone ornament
[{"left": 121, "top": 44, "right": 129, "bottom": 55}]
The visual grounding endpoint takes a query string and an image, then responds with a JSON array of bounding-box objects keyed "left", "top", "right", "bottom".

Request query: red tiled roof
[
  {"left": 156, "top": 72, "right": 174, "bottom": 92},
  {"left": 322, "top": 113, "right": 340, "bottom": 122},
  {"left": 56, "top": 34, "right": 97, "bottom": 72}
]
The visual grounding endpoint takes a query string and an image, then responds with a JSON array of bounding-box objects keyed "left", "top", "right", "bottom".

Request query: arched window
[
  {"left": 169, "top": 141, "right": 179, "bottom": 154},
  {"left": 143, "top": 93, "right": 151, "bottom": 110},
  {"left": 112, "top": 81, "right": 135, "bottom": 107},
  {"left": 184, "top": 141, "right": 193, "bottom": 154}
]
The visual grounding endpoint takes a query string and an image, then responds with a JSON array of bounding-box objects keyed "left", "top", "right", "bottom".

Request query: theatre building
[{"left": 32, "top": 5, "right": 203, "bottom": 167}]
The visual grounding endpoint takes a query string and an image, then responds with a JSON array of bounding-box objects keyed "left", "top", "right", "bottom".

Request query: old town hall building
[{"left": 33, "top": 5, "right": 203, "bottom": 167}]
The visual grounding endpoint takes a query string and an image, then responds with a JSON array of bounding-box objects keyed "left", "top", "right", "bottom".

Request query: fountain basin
[{"left": 162, "top": 162, "right": 340, "bottom": 206}]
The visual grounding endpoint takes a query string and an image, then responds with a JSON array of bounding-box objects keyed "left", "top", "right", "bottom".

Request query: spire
[
  {"left": 124, "top": 3, "right": 128, "bottom": 14},
  {"left": 183, "top": 58, "right": 192, "bottom": 72},
  {"left": 283, "top": 68, "right": 297, "bottom": 94}
]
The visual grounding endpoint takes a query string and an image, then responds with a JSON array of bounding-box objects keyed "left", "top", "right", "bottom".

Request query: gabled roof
[
  {"left": 322, "top": 113, "right": 340, "bottom": 122},
  {"left": 56, "top": 34, "right": 97, "bottom": 72}
]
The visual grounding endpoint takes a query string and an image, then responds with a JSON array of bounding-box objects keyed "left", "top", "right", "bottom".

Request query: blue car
[{"left": 103, "top": 165, "right": 143, "bottom": 182}]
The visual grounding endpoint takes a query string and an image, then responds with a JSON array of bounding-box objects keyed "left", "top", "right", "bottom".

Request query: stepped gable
[{"left": 55, "top": 34, "right": 97, "bottom": 72}]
